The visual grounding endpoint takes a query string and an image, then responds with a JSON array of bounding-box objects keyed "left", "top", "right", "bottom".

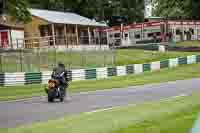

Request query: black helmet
[{"left": 58, "top": 62, "right": 65, "bottom": 68}]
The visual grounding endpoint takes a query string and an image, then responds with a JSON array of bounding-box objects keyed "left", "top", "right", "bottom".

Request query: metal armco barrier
[{"left": 0, "top": 55, "right": 200, "bottom": 86}]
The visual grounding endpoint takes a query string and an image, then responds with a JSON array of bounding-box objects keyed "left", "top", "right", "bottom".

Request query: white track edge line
[{"left": 83, "top": 93, "right": 189, "bottom": 115}]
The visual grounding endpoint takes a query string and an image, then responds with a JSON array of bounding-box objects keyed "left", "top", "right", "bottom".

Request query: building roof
[{"left": 30, "top": 9, "right": 107, "bottom": 27}]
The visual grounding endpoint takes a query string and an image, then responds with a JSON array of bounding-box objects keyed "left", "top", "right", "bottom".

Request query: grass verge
[
  {"left": 1, "top": 63, "right": 200, "bottom": 101},
  {"left": 176, "top": 40, "right": 200, "bottom": 47},
  {"left": 116, "top": 49, "right": 200, "bottom": 65},
  {"left": 2, "top": 49, "right": 200, "bottom": 72},
  {"left": 2, "top": 93, "right": 200, "bottom": 133}
]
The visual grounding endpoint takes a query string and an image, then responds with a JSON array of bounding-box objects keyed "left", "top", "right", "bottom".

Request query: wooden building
[
  {"left": 24, "top": 9, "right": 107, "bottom": 48},
  {"left": 0, "top": 15, "right": 24, "bottom": 49},
  {"left": 0, "top": 9, "right": 107, "bottom": 49}
]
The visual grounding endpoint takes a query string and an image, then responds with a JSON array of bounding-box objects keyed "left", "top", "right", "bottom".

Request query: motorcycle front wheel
[
  {"left": 60, "top": 97, "right": 64, "bottom": 102},
  {"left": 48, "top": 96, "right": 54, "bottom": 102},
  {"left": 48, "top": 89, "right": 55, "bottom": 102}
]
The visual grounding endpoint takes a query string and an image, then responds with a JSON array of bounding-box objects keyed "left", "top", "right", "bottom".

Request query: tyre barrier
[{"left": 0, "top": 55, "right": 199, "bottom": 86}]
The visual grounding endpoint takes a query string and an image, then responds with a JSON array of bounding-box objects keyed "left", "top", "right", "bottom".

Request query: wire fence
[
  {"left": 0, "top": 47, "right": 116, "bottom": 72},
  {"left": 0, "top": 32, "right": 116, "bottom": 72}
]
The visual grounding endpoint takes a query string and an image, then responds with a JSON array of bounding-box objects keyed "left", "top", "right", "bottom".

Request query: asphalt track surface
[{"left": 1, "top": 78, "right": 200, "bottom": 128}]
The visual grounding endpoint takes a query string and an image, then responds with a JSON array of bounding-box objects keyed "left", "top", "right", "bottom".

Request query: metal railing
[{"left": 12, "top": 34, "right": 108, "bottom": 49}]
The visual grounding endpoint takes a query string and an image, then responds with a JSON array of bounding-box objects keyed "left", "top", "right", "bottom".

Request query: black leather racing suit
[{"left": 51, "top": 67, "right": 68, "bottom": 96}]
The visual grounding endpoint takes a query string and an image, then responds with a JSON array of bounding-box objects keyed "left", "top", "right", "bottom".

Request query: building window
[
  {"left": 148, "top": 33, "right": 154, "bottom": 37},
  {"left": 189, "top": 28, "right": 194, "bottom": 35},
  {"left": 114, "top": 33, "right": 121, "bottom": 38},
  {"left": 72, "top": 27, "right": 75, "bottom": 34},
  {"left": 156, "top": 32, "right": 161, "bottom": 36},
  {"left": 39, "top": 25, "right": 50, "bottom": 37},
  {"left": 176, "top": 29, "right": 181, "bottom": 35},
  {"left": 135, "top": 34, "right": 141, "bottom": 39}
]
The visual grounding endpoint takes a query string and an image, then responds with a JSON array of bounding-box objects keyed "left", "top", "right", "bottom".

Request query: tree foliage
[
  {"left": 2, "top": 0, "right": 145, "bottom": 24},
  {"left": 153, "top": 0, "right": 200, "bottom": 19},
  {"left": 2, "top": 0, "right": 31, "bottom": 23},
  {"left": 3, "top": 0, "right": 200, "bottom": 24},
  {"left": 28, "top": 0, "right": 145, "bottom": 24}
]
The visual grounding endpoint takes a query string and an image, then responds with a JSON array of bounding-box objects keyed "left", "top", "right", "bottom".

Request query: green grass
[
  {"left": 115, "top": 49, "right": 200, "bottom": 65},
  {"left": 0, "top": 129, "right": 7, "bottom": 133},
  {"left": 112, "top": 94, "right": 200, "bottom": 133},
  {"left": 2, "top": 93, "right": 200, "bottom": 133},
  {"left": 50, "top": 49, "right": 200, "bottom": 67},
  {"left": 2, "top": 49, "right": 200, "bottom": 72},
  {"left": 176, "top": 40, "right": 200, "bottom": 47},
  {"left": 1, "top": 63, "right": 200, "bottom": 101}
]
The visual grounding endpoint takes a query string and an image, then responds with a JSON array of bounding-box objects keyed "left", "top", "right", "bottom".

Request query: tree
[
  {"left": 27, "top": 0, "right": 145, "bottom": 24},
  {"left": 2, "top": 0, "right": 31, "bottom": 23},
  {"left": 1, "top": 0, "right": 145, "bottom": 24},
  {"left": 80, "top": 0, "right": 145, "bottom": 24},
  {"left": 29, "top": 0, "right": 66, "bottom": 11},
  {"left": 153, "top": 0, "right": 200, "bottom": 19},
  {"left": 120, "top": 0, "right": 144, "bottom": 23},
  {"left": 190, "top": 0, "right": 200, "bottom": 19}
]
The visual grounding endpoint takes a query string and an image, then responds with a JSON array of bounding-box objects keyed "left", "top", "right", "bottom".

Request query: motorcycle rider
[{"left": 51, "top": 62, "right": 68, "bottom": 96}]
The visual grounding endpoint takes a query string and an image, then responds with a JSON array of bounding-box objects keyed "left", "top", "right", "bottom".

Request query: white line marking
[
  {"left": 160, "top": 94, "right": 189, "bottom": 102},
  {"left": 172, "top": 94, "right": 188, "bottom": 98},
  {"left": 84, "top": 107, "right": 116, "bottom": 114},
  {"left": 83, "top": 93, "right": 189, "bottom": 115}
]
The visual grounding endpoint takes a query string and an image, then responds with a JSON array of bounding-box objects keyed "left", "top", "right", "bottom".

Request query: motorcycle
[{"left": 45, "top": 78, "right": 65, "bottom": 102}]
